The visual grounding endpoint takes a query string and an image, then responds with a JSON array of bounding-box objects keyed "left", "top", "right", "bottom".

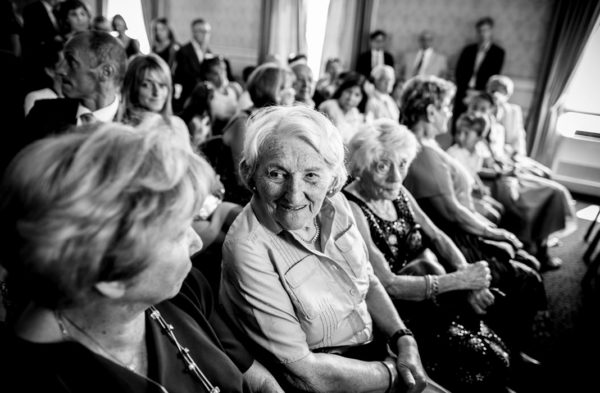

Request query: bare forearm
[
  {"left": 429, "top": 231, "right": 469, "bottom": 270},
  {"left": 243, "top": 361, "right": 285, "bottom": 393},
  {"left": 285, "top": 353, "right": 389, "bottom": 393}
]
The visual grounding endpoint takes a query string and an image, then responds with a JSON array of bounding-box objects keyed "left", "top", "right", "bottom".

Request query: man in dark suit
[
  {"left": 356, "top": 30, "right": 395, "bottom": 78},
  {"left": 453, "top": 16, "right": 505, "bottom": 129},
  {"left": 173, "top": 18, "right": 234, "bottom": 112},
  {"left": 21, "top": 0, "right": 63, "bottom": 92},
  {"left": 19, "top": 31, "right": 126, "bottom": 159}
]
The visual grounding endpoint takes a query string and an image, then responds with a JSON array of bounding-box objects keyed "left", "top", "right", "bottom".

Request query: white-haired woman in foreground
[{"left": 220, "top": 105, "right": 427, "bottom": 393}]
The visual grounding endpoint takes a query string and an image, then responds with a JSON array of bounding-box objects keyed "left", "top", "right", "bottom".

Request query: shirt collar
[
  {"left": 250, "top": 194, "right": 336, "bottom": 237},
  {"left": 76, "top": 95, "right": 120, "bottom": 123}
]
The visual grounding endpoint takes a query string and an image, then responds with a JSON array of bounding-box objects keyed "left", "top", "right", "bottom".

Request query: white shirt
[
  {"left": 371, "top": 50, "right": 384, "bottom": 69},
  {"left": 76, "top": 95, "right": 120, "bottom": 125},
  {"left": 42, "top": 0, "right": 58, "bottom": 29},
  {"left": 414, "top": 48, "right": 432, "bottom": 76},
  {"left": 191, "top": 40, "right": 208, "bottom": 64},
  {"left": 469, "top": 42, "right": 491, "bottom": 88}
]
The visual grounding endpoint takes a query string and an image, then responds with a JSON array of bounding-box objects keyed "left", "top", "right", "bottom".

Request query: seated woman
[
  {"left": 121, "top": 53, "right": 190, "bottom": 142},
  {"left": 191, "top": 56, "right": 243, "bottom": 137},
  {"left": 318, "top": 71, "right": 369, "bottom": 144},
  {"left": 0, "top": 122, "right": 283, "bottom": 392},
  {"left": 199, "top": 62, "right": 296, "bottom": 207},
  {"left": 399, "top": 75, "right": 547, "bottom": 363},
  {"left": 314, "top": 57, "right": 343, "bottom": 107},
  {"left": 365, "top": 65, "right": 400, "bottom": 121},
  {"left": 55, "top": 0, "right": 91, "bottom": 41},
  {"left": 467, "top": 91, "right": 577, "bottom": 270},
  {"left": 220, "top": 105, "right": 427, "bottom": 393},
  {"left": 344, "top": 119, "right": 511, "bottom": 392},
  {"left": 486, "top": 75, "right": 551, "bottom": 178},
  {"left": 446, "top": 112, "right": 505, "bottom": 224}
]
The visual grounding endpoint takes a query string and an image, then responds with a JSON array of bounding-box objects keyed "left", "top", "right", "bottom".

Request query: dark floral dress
[{"left": 343, "top": 189, "right": 511, "bottom": 393}]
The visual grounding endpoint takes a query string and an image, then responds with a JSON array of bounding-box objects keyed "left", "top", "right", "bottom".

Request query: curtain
[
  {"left": 259, "top": 0, "right": 307, "bottom": 66},
  {"left": 140, "top": 0, "right": 160, "bottom": 47},
  {"left": 526, "top": 0, "right": 600, "bottom": 166},
  {"left": 319, "top": 0, "right": 375, "bottom": 75}
]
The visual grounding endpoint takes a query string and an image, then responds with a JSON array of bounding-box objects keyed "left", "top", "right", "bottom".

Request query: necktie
[
  {"left": 414, "top": 51, "right": 424, "bottom": 76},
  {"left": 79, "top": 112, "right": 97, "bottom": 125}
]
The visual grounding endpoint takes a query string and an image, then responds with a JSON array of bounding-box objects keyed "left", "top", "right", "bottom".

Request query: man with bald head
[
  {"left": 401, "top": 30, "right": 448, "bottom": 82},
  {"left": 23, "top": 30, "right": 127, "bottom": 145},
  {"left": 291, "top": 63, "right": 315, "bottom": 108}
]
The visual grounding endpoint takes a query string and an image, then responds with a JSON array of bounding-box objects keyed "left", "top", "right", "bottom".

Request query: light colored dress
[
  {"left": 365, "top": 90, "right": 400, "bottom": 121},
  {"left": 318, "top": 99, "right": 366, "bottom": 144}
]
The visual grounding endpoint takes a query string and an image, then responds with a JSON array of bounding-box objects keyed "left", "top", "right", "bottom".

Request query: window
[
  {"left": 557, "top": 18, "right": 600, "bottom": 137},
  {"left": 305, "top": 0, "right": 330, "bottom": 80},
  {"left": 105, "top": 0, "right": 150, "bottom": 54}
]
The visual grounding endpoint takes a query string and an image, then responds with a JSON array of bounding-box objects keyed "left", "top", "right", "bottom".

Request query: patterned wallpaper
[
  {"left": 170, "top": 0, "right": 262, "bottom": 77},
  {"left": 373, "top": 0, "right": 553, "bottom": 80},
  {"left": 373, "top": 0, "right": 553, "bottom": 117}
]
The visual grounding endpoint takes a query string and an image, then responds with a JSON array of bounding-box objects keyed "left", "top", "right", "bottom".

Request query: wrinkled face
[
  {"left": 57, "top": 42, "right": 99, "bottom": 100},
  {"left": 192, "top": 22, "right": 211, "bottom": 47},
  {"left": 361, "top": 148, "right": 410, "bottom": 200},
  {"left": 128, "top": 217, "right": 202, "bottom": 303},
  {"left": 338, "top": 86, "right": 363, "bottom": 112},
  {"left": 488, "top": 83, "right": 509, "bottom": 104},
  {"left": 67, "top": 7, "right": 90, "bottom": 33},
  {"left": 155, "top": 22, "right": 169, "bottom": 42},
  {"left": 138, "top": 70, "right": 169, "bottom": 113},
  {"left": 253, "top": 135, "right": 334, "bottom": 231},
  {"left": 293, "top": 67, "right": 314, "bottom": 103},
  {"left": 456, "top": 128, "right": 480, "bottom": 152},
  {"left": 205, "top": 62, "right": 227, "bottom": 88},
  {"left": 375, "top": 73, "right": 394, "bottom": 94}
]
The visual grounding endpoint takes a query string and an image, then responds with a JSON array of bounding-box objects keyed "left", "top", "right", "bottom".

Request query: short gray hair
[
  {"left": 371, "top": 64, "right": 395, "bottom": 81},
  {"left": 347, "top": 119, "right": 420, "bottom": 178},
  {"left": 0, "top": 122, "right": 214, "bottom": 309},
  {"left": 240, "top": 106, "right": 348, "bottom": 194}
]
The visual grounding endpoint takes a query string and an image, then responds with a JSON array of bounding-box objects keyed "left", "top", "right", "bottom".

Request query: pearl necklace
[{"left": 298, "top": 218, "right": 320, "bottom": 243}]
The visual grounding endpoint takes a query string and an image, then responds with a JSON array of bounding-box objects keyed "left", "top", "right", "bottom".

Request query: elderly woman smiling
[{"left": 220, "top": 106, "right": 427, "bottom": 393}]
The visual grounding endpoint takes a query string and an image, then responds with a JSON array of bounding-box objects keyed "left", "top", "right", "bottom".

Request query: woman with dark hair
[
  {"left": 151, "top": 17, "right": 179, "bottom": 70},
  {"left": 55, "top": 0, "right": 91, "bottom": 40},
  {"left": 318, "top": 71, "right": 368, "bottom": 144},
  {"left": 112, "top": 14, "right": 140, "bottom": 59}
]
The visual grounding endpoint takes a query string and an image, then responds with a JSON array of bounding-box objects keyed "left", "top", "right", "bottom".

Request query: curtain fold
[
  {"left": 259, "top": 0, "right": 307, "bottom": 66},
  {"left": 527, "top": 0, "right": 600, "bottom": 166},
  {"left": 140, "top": 0, "right": 157, "bottom": 48},
  {"left": 319, "top": 0, "right": 375, "bottom": 76}
]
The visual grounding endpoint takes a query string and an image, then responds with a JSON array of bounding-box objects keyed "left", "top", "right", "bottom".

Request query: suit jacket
[
  {"left": 173, "top": 43, "right": 234, "bottom": 111},
  {"left": 455, "top": 42, "right": 505, "bottom": 93},
  {"left": 356, "top": 50, "right": 395, "bottom": 78},
  {"left": 401, "top": 49, "right": 448, "bottom": 81},
  {"left": 22, "top": 1, "right": 60, "bottom": 55}
]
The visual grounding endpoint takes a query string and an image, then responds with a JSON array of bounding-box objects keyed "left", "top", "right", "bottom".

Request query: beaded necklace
[{"left": 55, "top": 307, "right": 220, "bottom": 393}]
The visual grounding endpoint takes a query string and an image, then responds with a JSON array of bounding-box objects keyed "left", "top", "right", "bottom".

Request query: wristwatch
[{"left": 387, "top": 328, "right": 414, "bottom": 355}]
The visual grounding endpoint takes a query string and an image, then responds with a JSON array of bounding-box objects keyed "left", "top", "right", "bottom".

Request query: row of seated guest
[
  {"left": 448, "top": 91, "right": 576, "bottom": 270},
  {"left": 343, "top": 120, "right": 511, "bottom": 392},
  {"left": 3, "top": 27, "right": 563, "bottom": 393},
  {"left": 0, "top": 121, "right": 284, "bottom": 393},
  {"left": 2, "top": 29, "right": 430, "bottom": 393}
]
